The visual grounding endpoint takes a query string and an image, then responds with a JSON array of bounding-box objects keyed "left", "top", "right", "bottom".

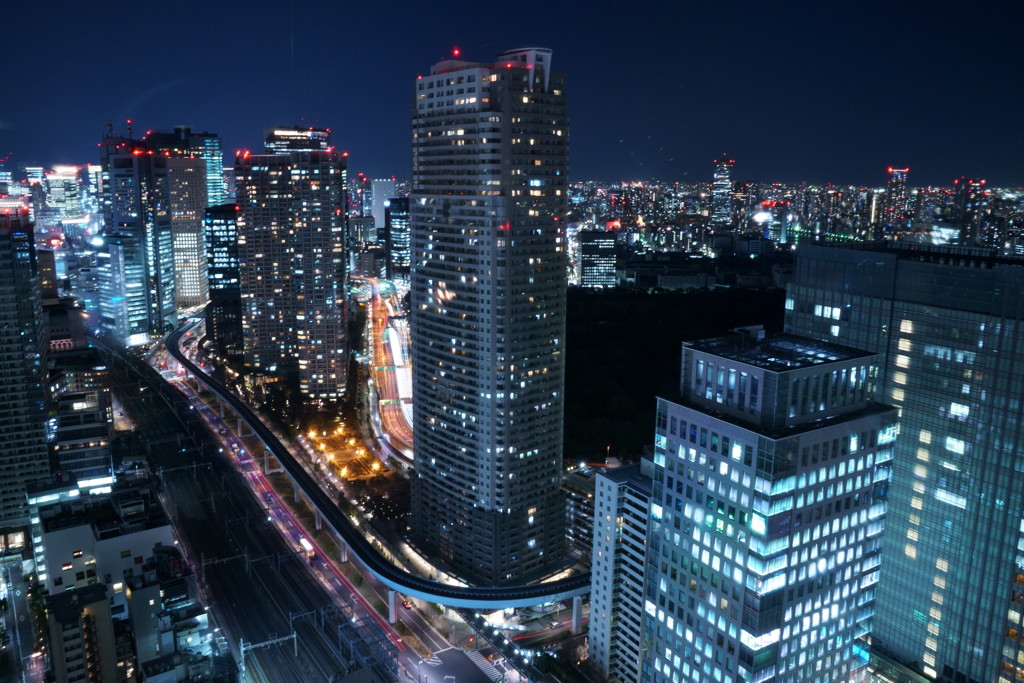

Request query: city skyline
[{"left": 2, "top": 2, "right": 1022, "bottom": 186}]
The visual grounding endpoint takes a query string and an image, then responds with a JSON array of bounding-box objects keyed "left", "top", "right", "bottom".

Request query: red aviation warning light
[{"left": 452, "top": 46, "right": 461, "bottom": 58}]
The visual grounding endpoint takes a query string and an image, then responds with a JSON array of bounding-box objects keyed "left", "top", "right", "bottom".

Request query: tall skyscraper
[
  {"left": 409, "top": 47, "right": 568, "bottom": 585},
  {"left": 711, "top": 154, "right": 735, "bottom": 229},
  {"left": 642, "top": 327, "right": 897, "bottom": 683},
  {"left": 236, "top": 127, "right": 347, "bottom": 402},
  {"left": 144, "top": 126, "right": 225, "bottom": 205},
  {"left": 882, "top": 167, "right": 911, "bottom": 234},
  {"left": 166, "top": 157, "right": 209, "bottom": 309},
  {"left": 96, "top": 136, "right": 176, "bottom": 344},
  {"left": 0, "top": 209, "right": 50, "bottom": 527},
  {"left": 383, "top": 197, "right": 410, "bottom": 279},
  {"left": 204, "top": 204, "right": 242, "bottom": 360},
  {"left": 786, "top": 243, "right": 1024, "bottom": 682},
  {"left": 952, "top": 176, "right": 987, "bottom": 244}
]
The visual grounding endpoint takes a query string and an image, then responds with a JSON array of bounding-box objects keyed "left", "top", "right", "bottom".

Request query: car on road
[{"left": 402, "top": 600, "right": 412, "bottom": 609}]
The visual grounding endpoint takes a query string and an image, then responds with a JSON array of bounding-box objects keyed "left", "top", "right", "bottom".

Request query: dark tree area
[{"left": 563, "top": 287, "right": 786, "bottom": 463}]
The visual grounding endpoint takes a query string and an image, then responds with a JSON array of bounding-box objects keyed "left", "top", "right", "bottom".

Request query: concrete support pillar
[
  {"left": 571, "top": 595, "right": 583, "bottom": 634},
  {"left": 238, "top": 417, "right": 245, "bottom": 435},
  {"left": 219, "top": 398, "right": 225, "bottom": 418},
  {"left": 315, "top": 509, "right": 322, "bottom": 531},
  {"left": 293, "top": 478, "right": 301, "bottom": 504},
  {"left": 338, "top": 540, "right": 348, "bottom": 563},
  {"left": 387, "top": 590, "right": 398, "bottom": 624}
]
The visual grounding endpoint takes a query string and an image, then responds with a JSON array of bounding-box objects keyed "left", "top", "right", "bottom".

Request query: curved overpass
[{"left": 165, "top": 327, "right": 590, "bottom": 610}]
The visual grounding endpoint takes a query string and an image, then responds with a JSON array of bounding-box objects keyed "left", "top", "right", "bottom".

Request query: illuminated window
[{"left": 936, "top": 558, "right": 949, "bottom": 572}]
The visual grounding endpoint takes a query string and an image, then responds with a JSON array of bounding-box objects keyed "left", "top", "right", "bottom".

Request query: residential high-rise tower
[
  {"left": 882, "top": 167, "right": 911, "bottom": 234},
  {"left": 409, "top": 47, "right": 569, "bottom": 585},
  {"left": 236, "top": 127, "right": 347, "bottom": 402},
  {"left": 0, "top": 209, "right": 50, "bottom": 527}
]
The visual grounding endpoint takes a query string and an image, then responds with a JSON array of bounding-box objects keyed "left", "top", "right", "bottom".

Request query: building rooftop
[
  {"left": 46, "top": 584, "right": 108, "bottom": 625},
  {"left": 814, "top": 240, "right": 1024, "bottom": 269},
  {"left": 687, "top": 331, "right": 873, "bottom": 373},
  {"left": 599, "top": 463, "right": 652, "bottom": 495}
]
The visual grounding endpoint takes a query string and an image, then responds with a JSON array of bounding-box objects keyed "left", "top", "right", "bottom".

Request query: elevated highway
[{"left": 164, "top": 326, "right": 591, "bottom": 610}]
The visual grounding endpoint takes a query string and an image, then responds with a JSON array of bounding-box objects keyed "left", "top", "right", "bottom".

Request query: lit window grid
[
  {"left": 785, "top": 248, "right": 1024, "bottom": 680},
  {"left": 642, "top": 399, "right": 893, "bottom": 683}
]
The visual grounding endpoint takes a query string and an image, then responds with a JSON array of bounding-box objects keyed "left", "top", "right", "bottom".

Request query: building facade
[
  {"left": 96, "top": 137, "right": 176, "bottom": 345},
  {"left": 409, "top": 47, "right": 569, "bottom": 585},
  {"left": 236, "top": 127, "right": 347, "bottom": 401},
  {"left": 591, "top": 461, "right": 653, "bottom": 683},
  {"left": 578, "top": 229, "right": 617, "bottom": 288},
  {"left": 786, "top": 243, "right": 1024, "bottom": 683},
  {"left": 145, "top": 127, "right": 225, "bottom": 206},
  {"left": 166, "top": 157, "right": 209, "bottom": 309},
  {"left": 882, "top": 167, "right": 911, "bottom": 235},
  {"left": 711, "top": 155, "right": 734, "bottom": 229},
  {"left": 641, "top": 328, "right": 897, "bottom": 683},
  {"left": 0, "top": 209, "right": 50, "bottom": 527},
  {"left": 204, "top": 204, "right": 242, "bottom": 360},
  {"left": 372, "top": 178, "right": 397, "bottom": 230},
  {"left": 384, "top": 197, "right": 410, "bottom": 278}
]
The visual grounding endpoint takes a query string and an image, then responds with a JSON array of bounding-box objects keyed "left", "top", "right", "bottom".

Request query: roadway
[
  {"left": 102, "top": 335, "right": 394, "bottom": 681},
  {"left": 159, "top": 338, "right": 513, "bottom": 683},
  {"left": 356, "top": 277, "right": 413, "bottom": 459},
  {"left": 163, "top": 324, "right": 591, "bottom": 609}
]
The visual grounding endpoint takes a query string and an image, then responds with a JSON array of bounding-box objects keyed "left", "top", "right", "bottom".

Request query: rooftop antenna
[
  {"left": 106, "top": 119, "right": 113, "bottom": 138},
  {"left": 126, "top": 119, "right": 133, "bottom": 141}
]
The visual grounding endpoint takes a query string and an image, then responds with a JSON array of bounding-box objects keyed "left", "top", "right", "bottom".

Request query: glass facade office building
[
  {"left": 786, "top": 244, "right": 1024, "bottom": 682},
  {"left": 642, "top": 330, "right": 897, "bottom": 683}
]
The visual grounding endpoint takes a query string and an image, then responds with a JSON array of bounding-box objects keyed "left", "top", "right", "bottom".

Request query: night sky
[{"left": 3, "top": 1, "right": 1022, "bottom": 186}]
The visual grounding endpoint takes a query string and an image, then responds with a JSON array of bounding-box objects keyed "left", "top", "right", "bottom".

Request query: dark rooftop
[{"left": 687, "top": 333, "right": 874, "bottom": 373}]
